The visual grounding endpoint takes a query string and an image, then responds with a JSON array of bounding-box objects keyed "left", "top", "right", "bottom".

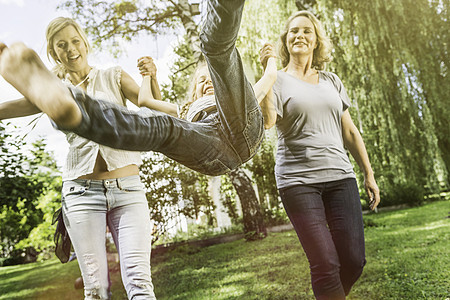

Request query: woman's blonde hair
[
  {"left": 178, "top": 61, "right": 209, "bottom": 120},
  {"left": 278, "top": 11, "right": 332, "bottom": 70},
  {"left": 46, "top": 17, "right": 91, "bottom": 78}
]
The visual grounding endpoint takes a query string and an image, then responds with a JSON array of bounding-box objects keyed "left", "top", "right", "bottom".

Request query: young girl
[
  {"left": 136, "top": 56, "right": 277, "bottom": 129},
  {"left": 0, "top": 0, "right": 275, "bottom": 177}
]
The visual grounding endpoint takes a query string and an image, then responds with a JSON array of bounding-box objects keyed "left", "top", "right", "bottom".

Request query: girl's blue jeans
[
  {"left": 59, "top": 0, "right": 264, "bottom": 176},
  {"left": 279, "top": 178, "right": 366, "bottom": 300},
  {"left": 62, "top": 175, "right": 155, "bottom": 300}
]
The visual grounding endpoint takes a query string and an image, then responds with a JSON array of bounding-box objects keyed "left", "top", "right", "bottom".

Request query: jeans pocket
[
  {"left": 118, "top": 180, "right": 144, "bottom": 193},
  {"left": 62, "top": 181, "right": 87, "bottom": 201},
  {"left": 201, "top": 158, "right": 231, "bottom": 176}
]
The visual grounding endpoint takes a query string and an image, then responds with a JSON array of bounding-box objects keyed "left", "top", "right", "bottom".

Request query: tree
[
  {"left": 0, "top": 124, "right": 47, "bottom": 262},
  {"left": 13, "top": 139, "right": 62, "bottom": 262},
  {"left": 140, "top": 152, "right": 214, "bottom": 242},
  {"left": 228, "top": 168, "right": 266, "bottom": 239},
  {"left": 313, "top": 0, "right": 449, "bottom": 203}
]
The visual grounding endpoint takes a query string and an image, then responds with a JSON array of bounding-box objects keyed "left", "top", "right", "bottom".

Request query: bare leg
[{"left": 0, "top": 42, "right": 81, "bottom": 128}]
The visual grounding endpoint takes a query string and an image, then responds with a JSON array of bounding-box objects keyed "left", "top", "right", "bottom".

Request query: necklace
[{"left": 75, "top": 73, "right": 90, "bottom": 87}]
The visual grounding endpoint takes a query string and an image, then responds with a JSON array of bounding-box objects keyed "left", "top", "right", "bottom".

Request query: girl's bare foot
[{"left": 0, "top": 42, "right": 82, "bottom": 128}]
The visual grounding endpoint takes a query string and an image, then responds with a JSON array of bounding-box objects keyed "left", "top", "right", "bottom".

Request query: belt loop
[
  {"left": 85, "top": 180, "right": 91, "bottom": 189},
  {"left": 116, "top": 178, "right": 122, "bottom": 190}
]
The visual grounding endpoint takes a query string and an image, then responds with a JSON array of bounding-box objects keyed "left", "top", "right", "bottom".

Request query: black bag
[{"left": 52, "top": 207, "right": 72, "bottom": 263}]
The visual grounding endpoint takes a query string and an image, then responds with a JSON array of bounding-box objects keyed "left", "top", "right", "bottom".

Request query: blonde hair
[
  {"left": 278, "top": 11, "right": 332, "bottom": 70},
  {"left": 178, "top": 61, "right": 209, "bottom": 120},
  {"left": 46, "top": 17, "right": 91, "bottom": 78}
]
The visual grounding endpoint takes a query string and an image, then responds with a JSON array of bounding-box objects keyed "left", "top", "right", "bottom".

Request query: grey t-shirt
[
  {"left": 185, "top": 95, "right": 217, "bottom": 122},
  {"left": 273, "top": 70, "right": 356, "bottom": 189}
]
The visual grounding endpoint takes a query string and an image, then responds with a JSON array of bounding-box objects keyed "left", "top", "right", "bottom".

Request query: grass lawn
[{"left": 0, "top": 200, "right": 449, "bottom": 299}]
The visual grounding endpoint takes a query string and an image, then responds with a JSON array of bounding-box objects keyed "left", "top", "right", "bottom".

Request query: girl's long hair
[{"left": 178, "top": 61, "right": 208, "bottom": 120}]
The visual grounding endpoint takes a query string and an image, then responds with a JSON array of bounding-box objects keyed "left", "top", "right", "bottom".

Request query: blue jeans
[
  {"left": 279, "top": 178, "right": 366, "bottom": 300},
  {"left": 60, "top": 0, "right": 263, "bottom": 176},
  {"left": 62, "top": 175, "right": 155, "bottom": 300}
]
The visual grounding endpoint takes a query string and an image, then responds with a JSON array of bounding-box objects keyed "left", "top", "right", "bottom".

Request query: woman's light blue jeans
[
  {"left": 62, "top": 175, "right": 155, "bottom": 300},
  {"left": 58, "top": 0, "right": 264, "bottom": 176}
]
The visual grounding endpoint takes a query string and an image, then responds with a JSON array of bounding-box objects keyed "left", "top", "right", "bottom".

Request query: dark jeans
[
  {"left": 279, "top": 178, "right": 366, "bottom": 300},
  {"left": 59, "top": 0, "right": 264, "bottom": 176}
]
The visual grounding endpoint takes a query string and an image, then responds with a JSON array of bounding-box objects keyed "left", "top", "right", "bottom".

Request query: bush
[
  {"left": 263, "top": 208, "right": 290, "bottom": 226},
  {"left": 380, "top": 182, "right": 425, "bottom": 207},
  {"left": 1, "top": 247, "right": 37, "bottom": 266}
]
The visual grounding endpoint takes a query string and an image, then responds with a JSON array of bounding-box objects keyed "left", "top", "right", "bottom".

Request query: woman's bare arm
[{"left": 0, "top": 97, "right": 41, "bottom": 120}]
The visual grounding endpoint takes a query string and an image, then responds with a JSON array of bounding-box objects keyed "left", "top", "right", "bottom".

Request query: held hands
[
  {"left": 364, "top": 173, "right": 380, "bottom": 210},
  {"left": 137, "top": 56, "right": 157, "bottom": 78},
  {"left": 259, "top": 43, "right": 276, "bottom": 70}
]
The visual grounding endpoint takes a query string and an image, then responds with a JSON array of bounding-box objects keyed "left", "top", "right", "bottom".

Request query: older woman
[
  {"left": 0, "top": 17, "right": 159, "bottom": 300},
  {"left": 259, "top": 11, "right": 380, "bottom": 299}
]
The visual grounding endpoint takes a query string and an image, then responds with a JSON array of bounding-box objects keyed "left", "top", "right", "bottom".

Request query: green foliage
[
  {"left": 140, "top": 152, "right": 214, "bottom": 242},
  {"left": 379, "top": 181, "right": 425, "bottom": 208},
  {"left": 315, "top": 0, "right": 449, "bottom": 197},
  {"left": 0, "top": 123, "right": 61, "bottom": 263},
  {"left": 219, "top": 174, "right": 240, "bottom": 223},
  {"left": 14, "top": 180, "right": 62, "bottom": 261},
  {"left": 238, "top": 0, "right": 297, "bottom": 80},
  {"left": 0, "top": 124, "right": 45, "bottom": 259},
  {"left": 160, "top": 35, "right": 197, "bottom": 105}
]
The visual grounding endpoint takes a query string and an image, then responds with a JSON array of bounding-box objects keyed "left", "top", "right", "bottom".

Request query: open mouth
[
  {"left": 68, "top": 54, "right": 80, "bottom": 61},
  {"left": 204, "top": 86, "right": 214, "bottom": 95}
]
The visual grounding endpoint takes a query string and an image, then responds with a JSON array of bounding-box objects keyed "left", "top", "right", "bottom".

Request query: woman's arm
[
  {"left": 254, "top": 57, "right": 277, "bottom": 104},
  {"left": 135, "top": 56, "right": 177, "bottom": 117},
  {"left": 137, "top": 56, "right": 162, "bottom": 100},
  {"left": 255, "top": 43, "right": 278, "bottom": 129},
  {"left": 121, "top": 56, "right": 163, "bottom": 107},
  {"left": 341, "top": 110, "right": 380, "bottom": 210},
  {"left": 0, "top": 97, "right": 41, "bottom": 120},
  {"left": 138, "top": 75, "right": 178, "bottom": 117}
]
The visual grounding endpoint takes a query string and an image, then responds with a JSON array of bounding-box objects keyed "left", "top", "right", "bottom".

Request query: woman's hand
[
  {"left": 365, "top": 173, "right": 380, "bottom": 210},
  {"left": 137, "top": 56, "right": 157, "bottom": 78},
  {"left": 259, "top": 43, "right": 276, "bottom": 70}
]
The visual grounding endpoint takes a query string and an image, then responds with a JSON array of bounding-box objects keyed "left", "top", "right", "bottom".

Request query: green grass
[{"left": 1, "top": 200, "right": 449, "bottom": 299}]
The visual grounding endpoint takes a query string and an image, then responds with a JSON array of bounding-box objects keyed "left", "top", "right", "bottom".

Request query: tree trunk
[{"left": 228, "top": 168, "right": 267, "bottom": 240}]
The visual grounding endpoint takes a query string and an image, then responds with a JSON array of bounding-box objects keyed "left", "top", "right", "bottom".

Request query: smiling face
[
  {"left": 285, "top": 16, "right": 317, "bottom": 58},
  {"left": 51, "top": 25, "right": 89, "bottom": 72},
  {"left": 194, "top": 66, "right": 214, "bottom": 101}
]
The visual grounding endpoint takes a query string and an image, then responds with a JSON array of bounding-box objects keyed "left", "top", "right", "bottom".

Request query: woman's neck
[
  {"left": 285, "top": 54, "right": 314, "bottom": 76},
  {"left": 67, "top": 66, "right": 92, "bottom": 87},
  {"left": 284, "top": 55, "right": 319, "bottom": 84}
]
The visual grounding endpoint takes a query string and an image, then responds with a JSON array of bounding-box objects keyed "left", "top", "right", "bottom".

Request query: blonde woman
[
  {"left": 0, "top": 17, "right": 158, "bottom": 300},
  {"left": 259, "top": 11, "right": 380, "bottom": 299}
]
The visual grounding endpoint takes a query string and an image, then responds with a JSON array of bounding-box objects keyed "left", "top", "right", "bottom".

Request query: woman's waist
[{"left": 77, "top": 164, "right": 139, "bottom": 180}]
